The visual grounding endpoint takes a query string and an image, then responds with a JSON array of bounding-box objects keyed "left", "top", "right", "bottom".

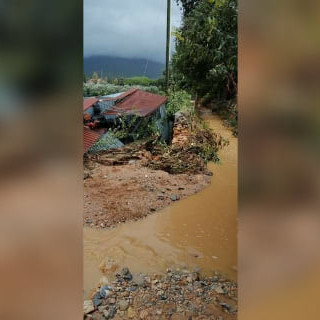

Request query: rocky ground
[
  {"left": 83, "top": 162, "right": 211, "bottom": 229},
  {"left": 84, "top": 267, "right": 237, "bottom": 320}
]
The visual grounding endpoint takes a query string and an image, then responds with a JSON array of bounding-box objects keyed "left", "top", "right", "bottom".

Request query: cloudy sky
[{"left": 84, "top": 0, "right": 182, "bottom": 63}]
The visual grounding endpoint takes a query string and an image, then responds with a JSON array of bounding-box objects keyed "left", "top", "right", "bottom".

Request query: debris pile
[
  {"left": 146, "top": 113, "right": 227, "bottom": 174},
  {"left": 84, "top": 112, "right": 227, "bottom": 175},
  {"left": 84, "top": 267, "right": 237, "bottom": 320}
]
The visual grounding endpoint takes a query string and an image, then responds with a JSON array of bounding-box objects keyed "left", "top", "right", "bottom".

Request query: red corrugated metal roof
[
  {"left": 105, "top": 89, "right": 167, "bottom": 117},
  {"left": 114, "top": 88, "right": 138, "bottom": 101},
  {"left": 83, "top": 127, "right": 102, "bottom": 153},
  {"left": 83, "top": 98, "right": 99, "bottom": 111}
]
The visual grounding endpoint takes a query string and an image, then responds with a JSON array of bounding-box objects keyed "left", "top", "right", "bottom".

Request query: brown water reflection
[{"left": 83, "top": 113, "right": 238, "bottom": 297}]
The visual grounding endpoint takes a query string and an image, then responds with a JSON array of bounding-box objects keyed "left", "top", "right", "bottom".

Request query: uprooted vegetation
[
  {"left": 85, "top": 111, "right": 227, "bottom": 175},
  {"left": 145, "top": 113, "right": 228, "bottom": 174}
]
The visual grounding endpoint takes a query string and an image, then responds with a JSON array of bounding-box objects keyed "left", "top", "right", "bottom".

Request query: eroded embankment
[
  {"left": 84, "top": 163, "right": 211, "bottom": 228},
  {"left": 83, "top": 112, "right": 223, "bottom": 229}
]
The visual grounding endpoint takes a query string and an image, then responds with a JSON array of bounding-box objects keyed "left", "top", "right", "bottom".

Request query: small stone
[
  {"left": 119, "top": 300, "right": 129, "bottom": 311},
  {"left": 93, "top": 292, "right": 103, "bottom": 307},
  {"left": 127, "top": 307, "right": 136, "bottom": 318},
  {"left": 220, "top": 302, "right": 237, "bottom": 313},
  {"left": 214, "top": 286, "right": 225, "bottom": 294},
  {"left": 84, "top": 173, "right": 90, "bottom": 180},
  {"left": 170, "top": 195, "right": 180, "bottom": 201},
  {"left": 83, "top": 300, "right": 94, "bottom": 314},
  {"left": 103, "top": 310, "right": 110, "bottom": 319},
  {"left": 122, "top": 291, "right": 130, "bottom": 297},
  {"left": 92, "top": 313, "right": 103, "bottom": 320},
  {"left": 129, "top": 285, "right": 138, "bottom": 292},
  {"left": 122, "top": 267, "right": 129, "bottom": 275},
  {"left": 100, "top": 285, "right": 112, "bottom": 298},
  {"left": 98, "top": 305, "right": 107, "bottom": 312},
  {"left": 192, "top": 272, "right": 200, "bottom": 281},
  {"left": 134, "top": 274, "right": 147, "bottom": 288},
  {"left": 161, "top": 293, "right": 167, "bottom": 300},
  {"left": 121, "top": 267, "right": 133, "bottom": 281}
]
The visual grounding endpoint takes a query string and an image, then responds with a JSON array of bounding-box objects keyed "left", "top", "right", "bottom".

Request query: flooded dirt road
[{"left": 84, "top": 113, "right": 237, "bottom": 297}]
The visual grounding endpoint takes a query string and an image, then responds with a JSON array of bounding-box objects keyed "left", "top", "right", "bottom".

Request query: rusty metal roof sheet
[
  {"left": 105, "top": 89, "right": 167, "bottom": 117},
  {"left": 83, "top": 98, "right": 99, "bottom": 111},
  {"left": 83, "top": 127, "right": 102, "bottom": 153},
  {"left": 114, "top": 88, "right": 138, "bottom": 101}
]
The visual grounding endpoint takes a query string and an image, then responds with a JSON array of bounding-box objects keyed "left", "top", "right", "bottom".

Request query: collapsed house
[{"left": 83, "top": 88, "right": 170, "bottom": 154}]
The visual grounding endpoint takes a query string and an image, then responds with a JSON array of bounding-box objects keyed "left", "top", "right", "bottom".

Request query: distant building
[{"left": 83, "top": 97, "right": 99, "bottom": 117}]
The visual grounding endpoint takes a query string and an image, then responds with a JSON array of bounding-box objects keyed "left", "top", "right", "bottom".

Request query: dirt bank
[
  {"left": 84, "top": 112, "right": 225, "bottom": 229},
  {"left": 84, "top": 162, "right": 211, "bottom": 228}
]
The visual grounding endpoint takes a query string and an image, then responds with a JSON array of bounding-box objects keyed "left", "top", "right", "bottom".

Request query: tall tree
[
  {"left": 172, "top": 0, "right": 237, "bottom": 101},
  {"left": 175, "top": 0, "right": 201, "bottom": 16}
]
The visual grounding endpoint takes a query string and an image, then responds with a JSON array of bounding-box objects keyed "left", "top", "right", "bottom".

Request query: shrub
[{"left": 166, "top": 89, "right": 194, "bottom": 118}]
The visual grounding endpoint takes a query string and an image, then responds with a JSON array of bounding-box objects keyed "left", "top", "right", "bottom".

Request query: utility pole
[{"left": 166, "top": 0, "right": 171, "bottom": 92}]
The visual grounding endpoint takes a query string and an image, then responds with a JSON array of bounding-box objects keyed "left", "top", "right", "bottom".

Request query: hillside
[{"left": 84, "top": 56, "right": 165, "bottom": 79}]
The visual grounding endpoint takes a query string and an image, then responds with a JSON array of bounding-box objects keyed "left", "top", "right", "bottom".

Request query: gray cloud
[{"left": 84, "top": 0, "right": 182, "bottom": 63}]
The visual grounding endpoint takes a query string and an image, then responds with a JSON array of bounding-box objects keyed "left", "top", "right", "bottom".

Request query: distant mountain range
[{"left": 84, "top": 56, "right": 165, "bottom": 79}]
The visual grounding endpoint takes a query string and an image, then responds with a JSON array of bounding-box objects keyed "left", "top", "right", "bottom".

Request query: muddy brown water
[{"left": 83, "top": 113, "right": 237, "bottom": 297}]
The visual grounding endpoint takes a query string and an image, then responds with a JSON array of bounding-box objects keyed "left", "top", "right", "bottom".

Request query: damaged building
[{"left": 83, "top": 88, "right": 170, "bottom": 154}]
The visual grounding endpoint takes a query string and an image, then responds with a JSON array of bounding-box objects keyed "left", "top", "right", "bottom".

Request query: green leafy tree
[
  {"left": 172, "top": 0, "right": 237, "bottom": 101},
  {"left": 175, "top": 0, "right": 201, "bottom": 16}
]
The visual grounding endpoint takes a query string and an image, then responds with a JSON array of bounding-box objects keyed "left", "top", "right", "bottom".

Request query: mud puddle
[{"left": 84, "top": 113, "right": 237, "bottom": 297}]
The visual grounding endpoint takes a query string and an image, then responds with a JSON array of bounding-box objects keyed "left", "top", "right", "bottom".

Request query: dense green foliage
[
  {"left": 217, "top": 99, "right": 238, "bottom": 136},
  {"left": 175, "top": 0, "right": 201, "bottom": 16},
  {"left": 83, "top": 83, "right": 161, "bottom": 97},
  {"left": 172, "top": 0, "right": 237, "bottom": 101},
  {"left": 109, "top": 115, "right": 161, "bottom": 142},
  {"left": 166, "top": 90, "right": 194, "bottom": 118}
]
